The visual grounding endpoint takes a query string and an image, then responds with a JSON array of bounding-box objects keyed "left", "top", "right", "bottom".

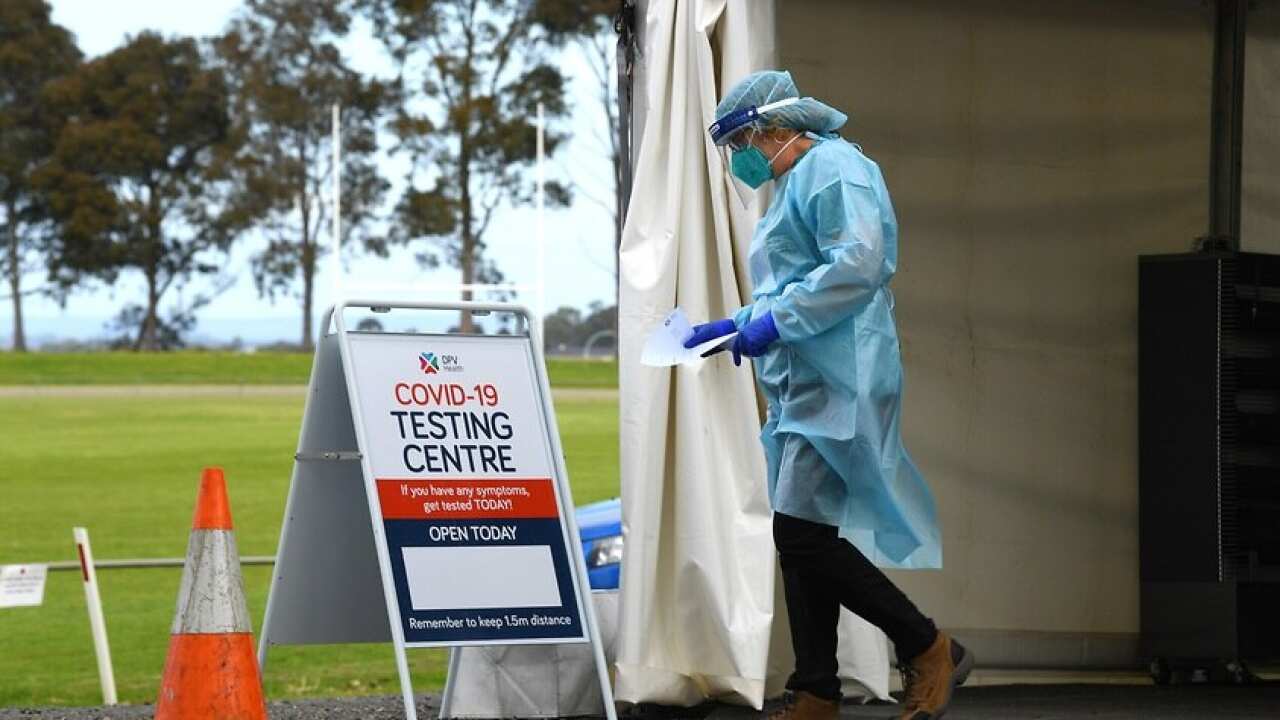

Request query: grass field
[
  {"left": 0, "top": 356, "right": 618, "bottom": 707},
  {"left": 0, "top": 351, "right": 619, "bottom": 388}
]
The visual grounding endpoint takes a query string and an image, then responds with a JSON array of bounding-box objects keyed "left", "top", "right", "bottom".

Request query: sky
[{"left": 2, "top": 0, "right": 619, "bottom": 347}]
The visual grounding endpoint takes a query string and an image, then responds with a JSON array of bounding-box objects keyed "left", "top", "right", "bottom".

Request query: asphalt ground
[
  {"left": 5, "top": 684, "right": 1280, "bottom": 719},
  {"left": 719, "top": 683, "right": 1280, "bottom": 720},
  {"left": 0, "top": 695, "right": 442, "bottom": 719}
]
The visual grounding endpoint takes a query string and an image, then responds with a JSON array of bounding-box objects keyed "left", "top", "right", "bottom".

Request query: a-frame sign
[{"left": 258, "top": 301, "right": 616, "bottom": 720}]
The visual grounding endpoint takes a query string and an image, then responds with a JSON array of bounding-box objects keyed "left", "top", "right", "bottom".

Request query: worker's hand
[
  {"left": 730, "top": 312, "right": 779, "bottom": 366},
  {"left": 684, "top": 318, "right": 737, "bottom": 351}
]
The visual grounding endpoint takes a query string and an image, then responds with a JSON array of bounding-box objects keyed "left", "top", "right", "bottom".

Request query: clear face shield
[{"left": 708, "top": 97, "right": 801, "bottom": 209}]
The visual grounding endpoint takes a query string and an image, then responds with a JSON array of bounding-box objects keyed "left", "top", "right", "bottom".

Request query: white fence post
[{"left": 73, "top": 527, "right": 117, "bottom": 705}]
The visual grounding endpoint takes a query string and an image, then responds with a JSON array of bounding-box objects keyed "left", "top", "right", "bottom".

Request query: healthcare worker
[{"left": 688, "top": 71, "right": 974, "bottom": 720}]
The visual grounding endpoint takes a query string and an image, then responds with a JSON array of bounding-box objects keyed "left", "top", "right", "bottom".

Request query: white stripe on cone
[{"left": 171, "top": 530, "right": 252, "bottom": 635}]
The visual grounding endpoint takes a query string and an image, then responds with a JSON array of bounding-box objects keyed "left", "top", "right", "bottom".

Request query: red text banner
[{"left": 377, "top": 478, "right": 559, "bottom": 520}]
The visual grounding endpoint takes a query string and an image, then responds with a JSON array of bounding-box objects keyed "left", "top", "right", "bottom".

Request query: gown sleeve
[{"left": 770, "top": 176, "right": 890, "bottom": 342}]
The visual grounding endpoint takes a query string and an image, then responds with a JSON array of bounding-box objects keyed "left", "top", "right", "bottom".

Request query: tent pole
[{"left": 1207, "top": 0, "right": 1247, "bottom": 251}]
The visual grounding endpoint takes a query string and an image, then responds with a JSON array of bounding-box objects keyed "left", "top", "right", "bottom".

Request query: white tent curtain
[
  {"left": 445, "top": 592, "right": 620, "bottom": 718},
  {"left": 615, "top": 0, "right": 889, "bottom": 708}
]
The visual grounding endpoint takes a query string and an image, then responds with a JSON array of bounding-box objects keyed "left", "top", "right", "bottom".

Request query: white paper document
[{"left": 640, "top": 308, "right": 735, "bottom": 367}]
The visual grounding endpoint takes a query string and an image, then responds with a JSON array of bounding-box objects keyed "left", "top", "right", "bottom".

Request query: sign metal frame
[{"left": 258, "top": 300, "right": 616, "bottom": 720}]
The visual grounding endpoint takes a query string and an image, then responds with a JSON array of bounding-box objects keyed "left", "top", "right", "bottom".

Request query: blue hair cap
[{"left": 710, "top": 70, "right": 847, "bottom": 146}]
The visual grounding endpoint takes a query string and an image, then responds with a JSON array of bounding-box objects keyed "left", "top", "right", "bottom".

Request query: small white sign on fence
[{"left": 0, "top": 564, "right": 48, "bottom": 608}]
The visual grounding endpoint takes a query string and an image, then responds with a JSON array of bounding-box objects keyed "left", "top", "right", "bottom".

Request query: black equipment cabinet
[{"left": 1139, "top": 252, "right": 1280, "bottom": 684}]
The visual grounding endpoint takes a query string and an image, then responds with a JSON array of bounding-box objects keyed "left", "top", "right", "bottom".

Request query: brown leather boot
[
  {"left": 898, "top": 632, "right": 974, "bottom": 720},
  {"left": 767, "top": 691, "right": 839, "bottom": 720}
]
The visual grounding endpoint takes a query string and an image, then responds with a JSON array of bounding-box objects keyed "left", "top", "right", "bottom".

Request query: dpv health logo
[{"left": 419, "top": 351, "right": 463, "bottom": 375}]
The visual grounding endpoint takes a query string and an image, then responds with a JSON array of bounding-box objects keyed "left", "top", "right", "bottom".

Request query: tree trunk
[
  {"left": 457, "top": 8, "right": 477, "bottom": 335},
  {"left": 136, "top": 268, "right": 160, "bottom": 351},
  {"left": 458, "top": 135, "right": 475, "bottom": 334},
  {"left": 6, "top": 206, "right": 26, "bottom": 352},
  {"left": 301, "top": 258, "right": 314, "bottom": 349},
  {"left": 136, "top": 193, "right": 162, "bottom": 351},
  {"left": 589, "top": 31, "right": 621, "bottom": 360},
  {"left": 459, "top": 255, "right": 474, "bottom": 332}
]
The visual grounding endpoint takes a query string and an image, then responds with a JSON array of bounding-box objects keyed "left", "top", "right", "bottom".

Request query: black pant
[{"left": 773, "top": 511, "right": 938, "bottom": 701}]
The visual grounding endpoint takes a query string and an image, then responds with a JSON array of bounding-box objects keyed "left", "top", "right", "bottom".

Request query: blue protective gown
[{"left": 735, "top": 136, "right": 941, "bottom": 569}]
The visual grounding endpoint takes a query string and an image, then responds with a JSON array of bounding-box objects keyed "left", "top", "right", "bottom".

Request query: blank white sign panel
[{"left": 401, "top": 546, "right": 563, "bottom": 610}]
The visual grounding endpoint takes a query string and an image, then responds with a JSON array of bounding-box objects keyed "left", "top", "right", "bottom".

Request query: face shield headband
[{"left": 708, "top": 97, "right": 801, "bottom": 147}]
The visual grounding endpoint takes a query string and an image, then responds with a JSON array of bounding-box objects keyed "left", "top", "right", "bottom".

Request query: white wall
[{"left": 780, "top": 0, "right": 1214, "bottom": 660}]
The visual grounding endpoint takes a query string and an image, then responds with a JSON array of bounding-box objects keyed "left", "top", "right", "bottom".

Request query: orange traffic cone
[{"left": 155, "top": 467, "right": 267, "bottom": 719}]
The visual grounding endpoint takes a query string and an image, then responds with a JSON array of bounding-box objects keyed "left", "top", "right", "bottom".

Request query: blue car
[{"left": 575, "top": 498, "right": 622, "bottom": 590}]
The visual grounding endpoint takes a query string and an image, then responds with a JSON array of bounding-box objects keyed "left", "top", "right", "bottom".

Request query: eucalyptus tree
[
  {"left": 38, "top": 33, "right": 245, "bottom": 350},
  {"left": 363, "top": 0, "right": 572, "bottom": 332},
  {"left": 217, "top": 0, "right": 390, "bottom": 348},
  {"left": 0, "top": 0, "right": 81, "bottom": 351}
]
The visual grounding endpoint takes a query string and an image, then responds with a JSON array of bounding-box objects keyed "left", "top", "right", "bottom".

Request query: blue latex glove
[
  {"left": 729, "top": 312, "right": 779, "bottom": 366},
  {"left": 684, "top": 318, "right": 737, "bottom": 351}
]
